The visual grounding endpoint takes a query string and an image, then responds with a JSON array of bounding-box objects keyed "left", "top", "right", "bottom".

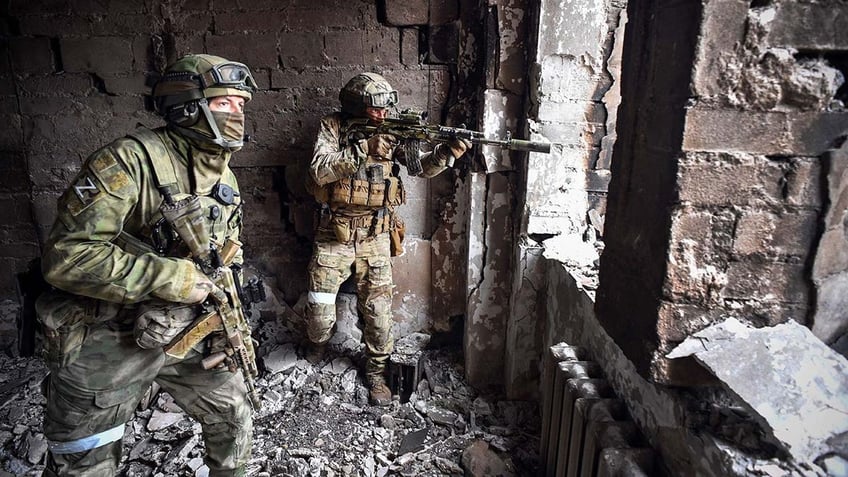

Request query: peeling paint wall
[
  {"left": 597, "top": 0, "right": 848, "bottom": 385},
  {"left": 464, "top": 171, "right": 514, "bottom": 391},
  {"left": 528, "top": 0, "right": 621, "bottom": 238},
  {"left": 492, "top": 0, "right": 627, "bottom": 399}
]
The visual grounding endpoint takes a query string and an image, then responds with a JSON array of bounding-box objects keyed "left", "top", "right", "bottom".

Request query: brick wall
[{"left": 597, "top": 0, "right": 848, "bottom": 384}]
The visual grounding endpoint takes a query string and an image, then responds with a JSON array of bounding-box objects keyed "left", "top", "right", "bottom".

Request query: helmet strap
[{"left": 169, "top": 99, "right": 244, "bottom": 151}]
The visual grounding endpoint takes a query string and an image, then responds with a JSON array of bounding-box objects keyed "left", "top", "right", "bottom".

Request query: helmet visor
[
  {"left": 368, "top": 90, "right": 398, "bottom": 108},
  {"left": 199, "top": 62, "right": 257, "bottom": 92}
]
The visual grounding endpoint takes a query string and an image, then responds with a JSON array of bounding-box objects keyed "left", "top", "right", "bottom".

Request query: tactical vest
[
  {"left": 120, "top": 128, "right": 242, "bottom": 257},
  {"left": 316, "top": 119, "right": 406, "bottom": 210}
]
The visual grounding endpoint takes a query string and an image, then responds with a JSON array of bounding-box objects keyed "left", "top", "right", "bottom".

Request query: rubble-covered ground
[{"left": 0, "top": 295, "right": 541, "bottom": 476}]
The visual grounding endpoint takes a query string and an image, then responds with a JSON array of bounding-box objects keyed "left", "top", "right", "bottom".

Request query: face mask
[
  {"left": 184, "top": 110, "right": 246, "bottom": 152},
  {"left": 210, "top": 111, "right": 245, "bottom": 147}
]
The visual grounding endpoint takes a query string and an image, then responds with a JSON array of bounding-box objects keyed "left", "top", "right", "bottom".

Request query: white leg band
[
  {"left": 308, "top": 291, "right": 337, "bottom": 305},
  {"left": 48, "top": 423, "right": 125, "bottom": 454}
]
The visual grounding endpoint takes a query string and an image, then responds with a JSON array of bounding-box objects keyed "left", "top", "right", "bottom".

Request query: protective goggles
[
  {"left": 197, "top": 62, "right": 257, "bottom": 92},
  {"left": 368, "top": 90, "right": 398, "bottom": 108}
]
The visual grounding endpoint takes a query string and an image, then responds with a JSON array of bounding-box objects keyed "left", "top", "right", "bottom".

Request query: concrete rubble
[
  {"left": 668, "top": 317, "right": 848, "bottom": 474},
  {"left": 0, "top": 297, "right": 540, "bottom": 476}
]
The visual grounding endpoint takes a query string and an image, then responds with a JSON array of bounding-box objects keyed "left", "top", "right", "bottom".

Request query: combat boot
[
  {"left": 367, "top": 374, "right": 392, "bottom": 406},
  {"left": 304, "top": 341, "right": 327, "bottom": 365}
]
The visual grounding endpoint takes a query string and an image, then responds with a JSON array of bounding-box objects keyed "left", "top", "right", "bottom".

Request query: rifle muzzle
[{"left": 511, "top": 139, "right": 551, "bottom": 154}]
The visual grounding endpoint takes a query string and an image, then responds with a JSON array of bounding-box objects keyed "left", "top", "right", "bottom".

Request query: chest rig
[
  {"left": 324, "top": 120, "right": 406, "bottom": 211},
  {"left": 126, "top": 128, "right": 242, "bottom": 258}
]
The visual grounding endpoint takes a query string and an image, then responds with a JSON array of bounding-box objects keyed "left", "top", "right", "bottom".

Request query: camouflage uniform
[
  {"left": 37, "top": 55, "right": 255, "bottom": 477},
  {"left": 305, "top": 74, "right": 460, "bottom": 390}
]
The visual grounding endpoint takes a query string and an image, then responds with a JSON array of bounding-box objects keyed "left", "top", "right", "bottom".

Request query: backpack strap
[{"left": 126, "top": 127, "right": 181, "bottom": 201}]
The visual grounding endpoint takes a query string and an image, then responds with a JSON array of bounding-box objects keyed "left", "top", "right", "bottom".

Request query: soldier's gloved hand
[
  {"left": 366, "top": 134, "right": 396, "bottom": 158},
  {"left": 334, "top": 157, "right": 359, "bottom": 178},
  {"left": 446, "top": 137, "right": 472, "bottom": 159},
  {"left": 182, "top": 268, "right": 219, "bottom": 304},
  {"left": 134, "top": 300, "right": 197, "bottom": 350}
]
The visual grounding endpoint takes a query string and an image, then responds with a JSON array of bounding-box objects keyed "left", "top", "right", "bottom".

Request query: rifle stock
[
  {"left": 167, "top": 262, "right": 262, "bottom": 409},
  {"left": 163, "top": 310, "right": 223, "bottom": 359}
]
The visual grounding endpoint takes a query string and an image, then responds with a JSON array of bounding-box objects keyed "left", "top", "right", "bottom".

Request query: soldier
[
  {"left": 304, "top": 72, "right": 471, "bottom": 406},
  {"left": 36, "top": 54, "right": 257, "bottom": 476}
]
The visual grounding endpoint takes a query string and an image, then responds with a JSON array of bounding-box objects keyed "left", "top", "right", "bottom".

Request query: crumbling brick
[
  {"left": 277, "top": 32, "right": 324, "bottom": 68},
  {"left": 400, "top": 28, "right": 420, "bottom": 66},
  {"left": 766, "top": 2, "right": 848, "bottom": 50},
  {"left": 325, "top": 31, "right": 365, "bottom": 65}
]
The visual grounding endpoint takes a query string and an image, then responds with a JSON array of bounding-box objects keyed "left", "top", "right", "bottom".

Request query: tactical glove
[
  {"left": 183, "top": 267, "right": 219, "bottom": 304},
  {"left": 134, "top": 300, "right": 197, "bottom": 349},
  {"left": 365, "top": 134, "right": 396, "bottom": 158}
]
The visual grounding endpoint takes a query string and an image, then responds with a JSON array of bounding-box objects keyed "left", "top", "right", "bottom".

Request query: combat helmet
[
  {"left": 339, "top": 72, "right": 398, "bottom": 116},
  {"left": 152, "top": 54, "right": 257, "bottom": 150}
]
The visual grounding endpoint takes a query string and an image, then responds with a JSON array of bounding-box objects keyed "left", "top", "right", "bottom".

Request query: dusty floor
[{"left": 0, "top": 295, "right": 542, "bottom": 476}]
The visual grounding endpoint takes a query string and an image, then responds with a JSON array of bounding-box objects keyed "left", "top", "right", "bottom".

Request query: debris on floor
[{"left": 0, "top": 296, "right": 541, "bottom": 476}]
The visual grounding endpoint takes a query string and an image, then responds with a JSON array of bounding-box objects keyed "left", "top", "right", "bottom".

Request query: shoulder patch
[
  {"left": 90, "top": 154, "right": 118, "bottom": 173},
  {"left": 65, "top": 173, "right": 107, "bottom": 216},
  {"left": 63, "top": 150, "right": 135, "bottom": 216},
  {"left": 89, "top": 148, "right": 133, "bottom": 199}
]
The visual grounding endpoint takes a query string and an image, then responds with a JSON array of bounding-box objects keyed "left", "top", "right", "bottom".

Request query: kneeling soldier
[{"left": 37, "top": 54, "right": 258, "bottom": 476}]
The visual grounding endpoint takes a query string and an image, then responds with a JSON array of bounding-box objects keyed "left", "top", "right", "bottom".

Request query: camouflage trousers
[
  {"left": 306, "top": 225, "right": 394, "bottom": 376},
  {"left": 42, "top": 316, "right": 252, "bottom": 477}
]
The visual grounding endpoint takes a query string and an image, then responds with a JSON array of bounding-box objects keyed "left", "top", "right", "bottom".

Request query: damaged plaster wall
[
  {"left": 489, "top": 0, "right": 627, "bottom": 399},
  {"left": 672, "top": 0, "right": 848, "bottom": 377},
  {"left": 463, "top": 0, "right": 528, "bottom": 392},
  {"left": 597, "top": 0, "right": 848, "bottom": 385},
  {"left": 543, "top": 1, "right": 848, "bottom": 473}
]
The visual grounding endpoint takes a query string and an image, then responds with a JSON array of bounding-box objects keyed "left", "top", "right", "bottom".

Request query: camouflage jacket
[
  {"left": 308, "top": 112, "right": 451, "bottom": 216},
  {"left": 42, "top": 127, "right": 243, "bottom": 305}
]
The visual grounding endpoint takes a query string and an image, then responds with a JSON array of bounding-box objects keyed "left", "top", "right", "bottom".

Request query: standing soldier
[
  {"left": 304, "top": 72, "right": 471, "bottom": 406},
  {"left": 37, "top": 54, "right": 257, "bottom": 476}
]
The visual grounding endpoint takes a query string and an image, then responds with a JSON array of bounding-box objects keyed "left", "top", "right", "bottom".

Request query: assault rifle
[
  {"left": 345, "top": 109, "right": 551, "bottom": 176},
  {"left": 158, "top": 194, "right": 263, "bottom": 410}
]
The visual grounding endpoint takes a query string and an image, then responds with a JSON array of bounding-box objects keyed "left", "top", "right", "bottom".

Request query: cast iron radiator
[{"left": 540, "top": 343, "right": 658, "bottom": 477}]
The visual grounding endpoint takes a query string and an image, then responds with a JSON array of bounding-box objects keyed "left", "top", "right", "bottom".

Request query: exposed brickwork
[{"left": 598, "top": 0, "right": 847, "bottom": 385}]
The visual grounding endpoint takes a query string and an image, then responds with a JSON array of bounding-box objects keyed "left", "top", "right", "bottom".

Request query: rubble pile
[{"left": 0, "top": 295, "right": 541, "bottom": 476}]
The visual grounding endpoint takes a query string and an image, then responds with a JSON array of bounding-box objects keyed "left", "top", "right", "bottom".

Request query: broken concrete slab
[
  {"left": 262, "top": 343, "right": 300, "bottom": 375},
  {"left": 667, "top": 317, "right": 848, "bottom": 464}
]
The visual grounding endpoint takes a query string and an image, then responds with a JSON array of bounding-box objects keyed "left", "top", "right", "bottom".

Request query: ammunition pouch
[
  {"left": 133, "top": 300, "right": 198, "bottom": 350},
  {"left": 326, "top": 175, "right": 405, "bottom": 208},
  {"left": 330, "top": 210, "right": 392, "bottom": 244},
  {"left": 34, "top": 290, "right": 120, "bottom": 369},
  {"left": 306, "top": 175, "right": 330, "bottom": 204},
  {"left": 389, "top": 214, "right": 406, "bottom": 257},
  {"left": 330, "top": 215, "right": 353, "bottom": 244}
]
